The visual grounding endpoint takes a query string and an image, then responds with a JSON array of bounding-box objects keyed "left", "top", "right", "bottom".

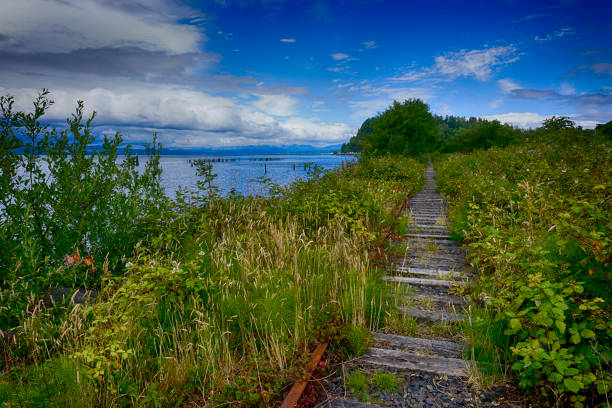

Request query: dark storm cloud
[{"left": 0, "top": 47, "right": 219, "bottom": 83}]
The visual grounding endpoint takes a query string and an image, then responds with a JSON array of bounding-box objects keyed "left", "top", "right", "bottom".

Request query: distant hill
[
  {"left": 158, "top": 144, "right": 343, "bottom": 156},
  {"left": 12, "top": 143, "right": 343, "bottom": 156}
]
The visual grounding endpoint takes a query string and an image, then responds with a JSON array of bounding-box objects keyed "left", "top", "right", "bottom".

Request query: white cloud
[
  {"left": 349, "top": 86, "right": 434, "bottom": 118},
  {"left": 0, "top": 0, "right": 201, "bottom": 54},
  {"left": 534, "top": 27, "right": 575, "bottom": 43},
  {"left": 389, "top": 71, "right": 428, "bottom": 82},
  {"left": 331, "top": 53, "right": 349, "bottom": 60},
  {"left": 497, "top": 78, "right": 520, "bottom": 93},
  {"left": 360, "top": 40, "right": 378, "bottom": 50},
  {"left": 252, "top": 94, "right": 296, "bottom": 116},
  {"left": 481, "top": 112, "right": 547, "bottom": 128},
  {"left": 433, "top": 46, "right": 519, "bottom": 81},
  {"left": 3, "top": 86, "right": 351, "bottom": 146},
  {"left": 558, "top": 82, "right": 576, "bottom": 95},
  {"left": 280, "top": 38, "right": 296, "bottom": 43}
]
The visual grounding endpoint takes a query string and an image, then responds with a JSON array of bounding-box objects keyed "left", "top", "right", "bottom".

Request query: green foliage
[
  {"left": 361, "top": 99, "right": 438, "bottom": 157},
  {"left": 346, "top": 370, "right": 370, "bottom": 400},
  {"left": 0, "top": 90, "right": 167, "bottom": 327},
  {"left": 500, "top": 273, "right": 610, "bottom": 402},
  {"left": 542, "top": 115, "right": 575, "bottom": 131},
  {"left": 435, "top": 129, "right": 611, "bottom": 406},
  {"left": 0, "top": 357, "right": 96, "bottom": 407},
  {"left": 441, "top": 120, "right": 522, "bottom": 153},
  {"left": 595, "top": 120, "right": 612, "bottom": 140},
  {"left": 372, "top": 371, "right": 402, "bottom": 392},
  {"left": 345, "top": 369, "right": 403, "bottom": 401},
  {"left": 341, "top": 117, "right": 375, "bottom": 153}
]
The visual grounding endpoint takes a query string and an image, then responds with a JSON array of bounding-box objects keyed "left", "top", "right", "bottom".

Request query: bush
[
  {"left": 435, "top": 130, "right": 611, "bottom": 406},
  {"left": 0, "top": 90, "right": 167, "bottom": 327}
]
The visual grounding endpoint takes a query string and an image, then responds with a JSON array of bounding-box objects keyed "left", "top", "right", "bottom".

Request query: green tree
[
  {"left": 341, "top": 117, "right": 375, "bottom": 153},
  {"left": 543, "top": 116, "right": 575, "bottom": 131},
  {"left": 441, "top": 120, "right": 521, "bottom": 152},
  {"left": 362, "top": 99, "right": 438, "bottom": 157}
]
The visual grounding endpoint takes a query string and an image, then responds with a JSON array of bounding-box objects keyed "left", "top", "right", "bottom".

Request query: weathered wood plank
[
  {"left": 372, "top": 332, "right": 466, "bottom": 358},
  {"left": 361, "top": 347, "right": 470, "bottom": 377},
  {"left": 383, "top": 276, "right": 466, "bottom": 287},
  {"left": 399, "top": 306, "right": 465, "bottom": 323}
]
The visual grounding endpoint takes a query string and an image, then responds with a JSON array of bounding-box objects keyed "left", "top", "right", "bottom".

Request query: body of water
[{"left": 156, "top": 154, "right": 356, "bottom": 198}]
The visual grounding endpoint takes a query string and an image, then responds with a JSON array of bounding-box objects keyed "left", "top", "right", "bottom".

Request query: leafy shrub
[
  {"left": 0, "top": 90, "right": 167, "bottom": 327},
  {"left": 435, "top": 127, "right": 611, "bottom": 406}
]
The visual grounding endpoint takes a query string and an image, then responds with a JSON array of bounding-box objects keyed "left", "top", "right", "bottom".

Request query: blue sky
[{"left": 1, "top": 0, "right": 610, "bottom": 148}]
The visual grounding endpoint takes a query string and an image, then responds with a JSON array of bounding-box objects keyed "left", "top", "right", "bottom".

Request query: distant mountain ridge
[
  {"left": 158, "top": 144, "right": 343, "bottom": 155},
  {"left": 12, "top": 143, "right": 343, "bottom": 156}
]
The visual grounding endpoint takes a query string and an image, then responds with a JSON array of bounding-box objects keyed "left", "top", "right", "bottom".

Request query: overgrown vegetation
[
  {"left": 0, "top": 92, "right": 424, "bottom": 407},
  {"left": 435, "top": 124, "right": 611, "bottom": 407}
]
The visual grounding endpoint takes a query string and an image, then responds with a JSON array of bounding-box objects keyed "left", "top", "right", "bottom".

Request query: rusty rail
[{"left": 280, "top": 341, "right": 328, "bottom": 408}]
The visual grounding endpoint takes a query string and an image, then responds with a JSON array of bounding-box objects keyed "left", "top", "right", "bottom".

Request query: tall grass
[{"left": 1, "top": 117, "right": 424, "bottom": 407}]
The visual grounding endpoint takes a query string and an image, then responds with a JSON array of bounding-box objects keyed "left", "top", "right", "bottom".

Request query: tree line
[{"left": 341, "top": 98, "right": 612, "bottom": 156}]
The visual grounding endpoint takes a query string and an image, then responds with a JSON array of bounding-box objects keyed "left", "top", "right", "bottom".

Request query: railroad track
[{"left": 318, "top": 163, "right": 522, "bottom": 408}]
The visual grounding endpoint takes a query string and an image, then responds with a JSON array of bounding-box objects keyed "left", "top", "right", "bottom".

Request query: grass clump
[{"left": 345, "top": 369, "right": 403, "bottom": 401}]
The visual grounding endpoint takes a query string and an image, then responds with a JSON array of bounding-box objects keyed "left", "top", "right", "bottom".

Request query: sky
[{"left": 1, "top": 0, "right": 611, "bottom": 149}]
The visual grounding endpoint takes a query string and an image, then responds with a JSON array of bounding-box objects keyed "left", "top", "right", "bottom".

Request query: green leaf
[
  {"left": 571, "top": 334, "right": 581, "bottom": 344},
  {"left": 565, "top": 368, "right": 579, "bottom": 376},
  {"left": 563, "top": 378, "right": 581, "bottom": 393},
  {"left": 555, "top": 320, "right": 566, "bottom": 333},
  {"left": 509, "top": 318, "right": 522, "bottom": 330},
  {"left": 581, "top": 329, "right": 595, "bottom": 339}
]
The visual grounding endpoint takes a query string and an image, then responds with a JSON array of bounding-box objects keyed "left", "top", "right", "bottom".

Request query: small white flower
[
  {"left": 227, "top": 262, "right": 233, "bottom": 267},
  {"left": 198, "top": 251, "right": 205, "bottom": 256},
  {"left": 125, "top": 261, "right": 134, "bottom": 268},
  {"left": 172, "top": 266, "right": 179, "bottom": 273}
]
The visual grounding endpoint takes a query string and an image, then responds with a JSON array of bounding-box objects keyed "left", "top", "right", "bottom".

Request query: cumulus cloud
[
  {"left": 280, "top": 38, "right": 295, "bottom": 43},
  {"left": 0, "top": 0, "right": 202, "bottom": 54},
  {"left": 481, "top": 112, "right": 548, "bottom": 129},
  {"left": 1, "top": 86, "right": 352, "bottom": 146},
  {"left": 252, "top": 94, "right": 296, "bottom": 116},
  {"left": 491, "top": 79, "right": 612, "bottom": 127}
]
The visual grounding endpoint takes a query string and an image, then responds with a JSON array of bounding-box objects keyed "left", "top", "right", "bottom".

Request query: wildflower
[
  {"left": 64, "top": 254, "right": 74, "bottom": 265},
  {"left": 125, "top": 261, "right": 134, "bottom": 268},
  {"left": 83, "top": 256, "right": 94, "bottom": 266},
  {"left": 172, "top": 266, "right": 179, "bottom": 273},
  {"left": 198, "top": 251, "right": 205, "bottom": 256}
]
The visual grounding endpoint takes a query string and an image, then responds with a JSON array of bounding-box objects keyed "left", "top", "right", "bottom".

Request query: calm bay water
[{"left": 156, "top": 154, "right": 356, "bottom": 198}]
